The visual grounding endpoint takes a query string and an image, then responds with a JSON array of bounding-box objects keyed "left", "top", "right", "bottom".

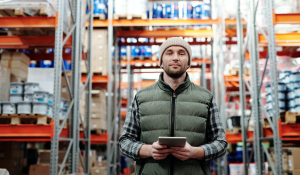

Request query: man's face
[{"left": 160, "top": 46, "right": 190, "bottom": 79}]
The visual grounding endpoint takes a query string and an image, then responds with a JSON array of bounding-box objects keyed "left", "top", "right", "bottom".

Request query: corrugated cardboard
[
  {"left": 27, "top": 68, "right": 54, "bottom": 93},
  {"left": 0, "top": 64, "right": 10, "bottom": 101},
  {"left": 290, "top": 169, "right": 300, "bottom": 175},
  {"left": 92, "top": 29, "right": 108, "bottom": 75},
  {"left": 38, "top": 150, "right": 67, "bottom": 164},
  {"left": 61, "top": 76, "right": 72, "bottom": 102},
  {"left": 91, "top": 118, "right": 107, "bottom": 130},
  {"left": 288, "top": 148, "right": 300, "bottom": 171},
  {"left": 91, "top": 166, "right": 107, "bottom": 175},
  {"left": 1, "top": 52, "right": 30, "bottom": 69}
]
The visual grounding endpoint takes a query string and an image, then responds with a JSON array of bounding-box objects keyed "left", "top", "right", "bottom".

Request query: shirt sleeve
[
  {"left": 119, "top": 96, "right": 144, "bottom": 160},
  {"left": 201, "top": 97, "right": 228, "bottom": 162}
]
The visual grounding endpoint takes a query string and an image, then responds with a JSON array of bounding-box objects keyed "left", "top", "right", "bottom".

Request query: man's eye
[{"left": 168, "top": 53, "right": 172, "bottom": 55}]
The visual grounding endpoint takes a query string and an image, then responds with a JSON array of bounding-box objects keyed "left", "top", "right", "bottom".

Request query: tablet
[{"left": 158, "top": 137, "right": 186, "bottom": 147}]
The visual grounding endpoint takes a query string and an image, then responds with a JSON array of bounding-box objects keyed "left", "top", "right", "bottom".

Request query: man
[{"left": 119, "top": 37, "right": 227, "bottom": 175}]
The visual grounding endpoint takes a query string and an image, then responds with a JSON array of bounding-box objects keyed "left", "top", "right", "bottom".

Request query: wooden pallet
[
  {"left": 113, "top": 13, "right": 147, "bottom": 20},
  {"left": 0, "top": 114, "right": 51, "bottom": 125},
  {"left": 226, "top": 127, "right": 241, "bottom": 134},
  {"left": 0, "top": 8, "right": 48, "bottom": 17},
  {"left": 93, "top": 14, "right": 106, "bottom": 20}
]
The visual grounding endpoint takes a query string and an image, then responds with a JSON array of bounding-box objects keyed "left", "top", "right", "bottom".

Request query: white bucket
[
  {"left": 59, "top": 109, "right": 67, "bottom": 120},
  {"left": 278, "top": 90, "right": 286, "bottom": 100},
  {"left": 10, "top": 94, "right": 23, "bottom": 102},
  {"left": 295, "top": 105, "right": 300, "bottom": 113},
  {"left": 2, "top": 102, "right": 17, "bottom": 114},
  {"left": 278, "top": 82, "right": 286, "bottom": 91},
  {"left": 60, "top": 98, "right": 69, "bottom": 110},
  {"left": 267, "top": 102, "right": 272, "bottom": 110},
  {"left": 295, "top": 97, "right": 300, "bottom": 105},
  {"left": 24, "top": 82, "right": 39, "bottom": 93},
  {"left": 291, "top": 81, "right": 300, "bottom": 89},
  {"left": 48, "top": 94, "right": 53, "bottom": 105},
  {"left": 294, "top": 86, "right": 300, "bottom": 98},
  {"left": 47, "top": 104, "right": 53, "bottom": 118},
  {"left": 34, "top": 91, "right": 49, "bottom": 103},
  {"left": 10, "top": 82, "right": 24, "bottom": 94},
  {"left": 32, "top": 102, "right": 48, "bottom": 115},
  {"left": 24, "top": 93, "right": 34, "bottom": 102},
  {"left": 290, "top": 71, "right": 300, "bottom": 81},
  {"left": 266, "top": 93, "right": 272, "bottom": 102},
  {"left": 17, "top": 102, "right": 32, "bottom": 114},
  {"left": 279, "top": 100, "right": 286, "bottom": 108}
]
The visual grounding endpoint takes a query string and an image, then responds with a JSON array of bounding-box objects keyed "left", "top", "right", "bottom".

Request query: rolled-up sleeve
[
  {"left": 119, "top": 96, "right": 143, "bottom": 160},
  {"left": 201, "top": 98, "right": 228, "bottom": 162}
]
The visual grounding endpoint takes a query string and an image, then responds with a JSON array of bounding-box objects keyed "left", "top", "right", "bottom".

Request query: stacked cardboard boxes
[
  {"left": 89, "top": 89, "right": 107, "bottom": 131},
  {"left": 82, "top": 29, "right": 108, "bottom": 75},
  {"left": 269, "top": 147, "right": 300, "bottom": 175},
  {"left": 1, "top": 52, "right": 30, "bottom": 82},
  {"left": 0, "top": 142, "right": 24, "bottom": 175},
  {"left": 0, "top": 64, "right": 11, "bottom": 101}
]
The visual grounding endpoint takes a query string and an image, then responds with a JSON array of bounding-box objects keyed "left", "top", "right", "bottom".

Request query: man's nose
[{"left": 172, "top": 53, "right": 179, "bottom": 61}]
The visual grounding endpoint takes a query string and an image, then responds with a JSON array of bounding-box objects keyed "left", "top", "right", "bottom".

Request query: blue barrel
[
  {"left": 63, "top": 60, "right": 72, "bottom": 71},
  {"left": 131, "top": 46, "right": 140, "bottom": 57},
  {"left": 121, "top": 46, "right": 127, "bottom": 57},
  {"left": 153, "top": 3, "right": 163, "bottom": 19},
  {"left": 29, "top": 61, "right": 37, "bottom": 68},
  {"left": 40, "top": 60, "right": 53, "bottom": 68},
  {"left": 182, "top": 3, "right": 193, "bottom": 19},
  {"left": 172, "top": 3, "right": 179, "bottom": 19},
  {"left": 163, "top": 3, "right": 179, "bottom": 19},
  {"left": 65, "top": 48, "right": 71, "bottom": 53},
  {"left": 194, "top": 4, "right": 202, "bottom": 19},
  {"left": 140, "top": 46, "right": 146, "bottom": 56},
  {"left": 94, "top": 0, "right": 107, "bottom": 15},
  {"left": 145, "top": 46, "right": 152, "bottom": 57},
  {"left": 202, "top": 1, "right": 211, "bottom": 27}
]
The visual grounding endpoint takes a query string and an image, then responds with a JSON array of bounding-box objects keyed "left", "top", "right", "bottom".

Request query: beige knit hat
[{"left": 159, "top": 37, "right": 192, "bottom": 66}]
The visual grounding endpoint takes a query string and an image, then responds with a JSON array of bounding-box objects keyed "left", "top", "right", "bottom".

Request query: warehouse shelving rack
[{"left": 232, "top": 0, "right": 300, "bottom": 175}]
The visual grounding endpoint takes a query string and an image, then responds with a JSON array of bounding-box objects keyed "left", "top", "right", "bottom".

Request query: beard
[{"left": 163, "top": 63, "right": 187, "bottom": 78}]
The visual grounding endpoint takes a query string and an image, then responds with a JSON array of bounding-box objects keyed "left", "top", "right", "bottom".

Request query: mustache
[{"left": 168, "top": 62, "right": 182, "bottom": 66}]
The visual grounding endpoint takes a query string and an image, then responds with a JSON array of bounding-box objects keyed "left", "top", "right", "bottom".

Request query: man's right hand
[{"left": 150, "top": 141, "right": 173, "bottom": 160}]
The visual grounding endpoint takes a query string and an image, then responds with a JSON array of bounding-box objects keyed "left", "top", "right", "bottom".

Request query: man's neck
[{"left": 163, "top": 72, "right": 187, "bottom": 91}]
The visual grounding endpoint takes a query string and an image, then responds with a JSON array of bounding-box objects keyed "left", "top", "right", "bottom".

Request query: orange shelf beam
[
  {"left": 92, "top": 18, "right": 246, "bottom": 27},
  {"left": 121, "top": 111, "right": 127, "bottom": 119},
  {"left": 80, "top": 131, "right": 108, "bottom": 145},
  {"left": 275, "top": 13, "right": 300, "bottom": 24},
  {"left": 81, "top": 75, "right": 109, "bottom": 84},
  {"left": 0, "top": 16, "right": 56, "bottom": 28},
  {"left": 117, "top": 29, "right": 214, "bottom": 38},
  {"left": 0, "top": 36, "right": 72, "bottom": 49},
  {"left": 259, "top": 33, "right": 300, "bottom": 47}
]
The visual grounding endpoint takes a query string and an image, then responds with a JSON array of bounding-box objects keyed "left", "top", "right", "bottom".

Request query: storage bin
[
  {"left": 227, "top": 116, "right": 241, "bottom": 128},
  {"left": 287, "top": 88, "right": 295, "bottom": 99},
  {"left": 279, "top": 70, "right": 291, "bottom": 80},
  {"left": 24, "top": 82, "right": 39, "bottom": 93},
  {"left": 10, "top": 82, "right": 23, "bottom": 94},
  {"left": 294, "top": 86, "right": 300, "bottom": 98},
  {"left": 17, "top": 102, "right": 32, "bottom": 114},
  {"left": 34, "top": 91, "right": 49, "bottom": 103},
  {"left": 48, "top": 94, "right": 53, "bottom": 105},
  {"left": 24, "top": 93, "right": 34, "bottom": 102},
  {"left": 60, "top": 98, "right": 69, "bottom": 110},
  {"left": 290, "top": 71, "right": 300, "bottom": 81},
  {"left": 10, "top": 94, "right": 23, "bottom": 102},
  {"left": 47, "top": 104, "right": 53, "bottom": 118},
  {"left": 2, "top": 102, "right": 17, "bottom": 114},
  {"left": 32, "top": 102, "right": 48, "bottom": 115}
]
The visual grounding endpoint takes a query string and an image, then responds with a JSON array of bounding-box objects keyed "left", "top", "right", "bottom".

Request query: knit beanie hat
[{"left": 159, "top": 37, "right": 192, "bottom": 66}]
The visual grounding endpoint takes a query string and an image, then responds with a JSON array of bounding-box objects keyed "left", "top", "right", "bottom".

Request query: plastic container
[
  {"left": 48, "top": 94, "right": 53, "bottom": 105},
  {"left": 34, "top": 91, "right": 49, "bottom": 103},
  {"left": 193, "top": 4, "right": 202, "bottom": 19},
  {"left": 201, "top": 0, "right": 211, "bottom": 27},
  {"left": 131, "top": 46, "right": 140, "bottom": 57},
  {"left": 295, "top": 96, "right": 300, "bottom": 105},
  {"left": 278, "top": 90, "right": 286, "bottom": 100},
  {"left": 279, "top": 99, "right": 286, "bottom": 108},
  {"left": 280, "top": 107, "right": 286, "bottom": 112},
  {"left": 288, "top": 98, "right": 295, "bottom": 107},
  {"left": 181, "top": 2, "right": 193, "bottom": 19},
  {"left": 24, "top": 82, "right": 39, "bottom": 93},
  {"left": 32, "top": 102, "right": 48, "bottom": 115},
  {"left": 163, "top": 3, "right": 179, "bottom": 19},
  {"left": 295, "top": 104, "right": 300, "bottom": 113},
  {"left": 17, "top": 102, "right": 32, "bottom": 114},
  {"left": 278, "top": 82, "right": 286, "bottom": 91},
  {"left": 266, "top": 93, "right": 272, "bottom": 102},
  {"left": 47, "top": 104, "right": 53, "bottom": 118},
  {"left": 60, "top": 99, "right": 69, "bottom": 110},
  {"left": 267, "top": 102, "right": 272, "bottom": 110},
  {"left": 288, "top": 88, "right": 295, "bottom": 99},
  {"left": 10, "top": 82, "right": 24, "bottom": 94},
  {"left": 279, "top": 70, "right": 291, "bottom": 80},
  {"left": 289, "top": 105, "right": 297, "bottom": 113},
  {"left": 227, "top": 116, "right": 241, "bottom": 128},
  {"left": 291, "top": 80, "right": 300, "bottom": 89},
  {"left": 2, "top": 102, "right": 17, "bottom": 114},
  {"left": 294, "top": 86, "right": 300, "bottom": 98},
  {"left": 94, "top": 0, "right": 107, "bottom": 16},
  {"left": 24, "top": 93, "right": 34, "bottom": 102},
  {"left": 290, "top": 71, "right": 300, "bottom": 81},
  {"left": 10, "top": 94, "right": 23, "bottom": 102},
  {"left": 153, "top": 3, "right": 163, "bottom": 19},
  {"left": 59, "top": 109, "right": 67, "bottom": 120}
]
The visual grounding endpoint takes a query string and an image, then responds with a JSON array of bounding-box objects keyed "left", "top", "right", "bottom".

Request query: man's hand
[
  {"left": 171, "top": 142, "right": 205, "bottom": 161},
  {"left": 150, "top": 141, "right": 173, "bottom": 160}
]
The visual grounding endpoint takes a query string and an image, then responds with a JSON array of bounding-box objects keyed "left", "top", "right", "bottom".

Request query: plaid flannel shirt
[{"left": 119, "top": 96, "right": 228, "bottom": 162}]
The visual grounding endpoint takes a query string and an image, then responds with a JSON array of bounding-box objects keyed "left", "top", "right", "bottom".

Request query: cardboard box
[
  {"left": 290, "top": 169, "right": 300, "bottom": 175},
  {"left": 288, "top": 148, "right": 300, "bottom": 171},
  {"left": 92, "top": 29, "right": 108, "bottom": 75},
  {"left": 29, "top": 164, "right": 66, "bottom": 175},
  {"left": 91, "top": 118, "right": 107, "bottom": 130},
  {"left": 38, "top": 150, "right": 67, "bottom": 164},
  {"left": 0, "top": 64, "right": 10, "bottom": 101},
  {"left": 91, "top": 166, "right": 107, "bottom": 175},
  {"left": 0, "top": 142, "right": 22, "bottom": 150},
  {"left": 1, "top": 52, "right": 30, "bottom": 70},
  {"left": 61, "top": 76, "right": 72, "bottom": 102},
  {"left": 0, "top": 159, "right": 21, "bottom": 174},
  {"left": 81, "top": 60, "right": 87, "bottom": 73},
  {"left": 27, "top": 68, "right": 54, "bottom": 93}
]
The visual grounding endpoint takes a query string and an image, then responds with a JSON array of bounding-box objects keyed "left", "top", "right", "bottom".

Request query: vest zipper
[{"left": 170, "top": 92, "right": 176, "bottom": 175}]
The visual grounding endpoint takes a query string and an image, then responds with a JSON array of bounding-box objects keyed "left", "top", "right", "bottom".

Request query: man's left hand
[{"left": 170, "top": 142, "right": 194, "bottom": 161}]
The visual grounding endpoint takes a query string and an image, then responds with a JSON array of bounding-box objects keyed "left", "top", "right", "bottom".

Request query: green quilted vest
[{"left": 135, "top": 73, "right": 213, "bottom": 175}]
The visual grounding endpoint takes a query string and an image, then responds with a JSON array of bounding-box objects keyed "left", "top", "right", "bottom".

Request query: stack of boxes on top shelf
[
  {"left": 268, "top": 147, "right": 300, "bottom": 175},
  {"left": 82, "top": 29, "right": 108, "bottom": 76},
  {"left": 265, "top": 70, "right": 300, "bottom": 121}
]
